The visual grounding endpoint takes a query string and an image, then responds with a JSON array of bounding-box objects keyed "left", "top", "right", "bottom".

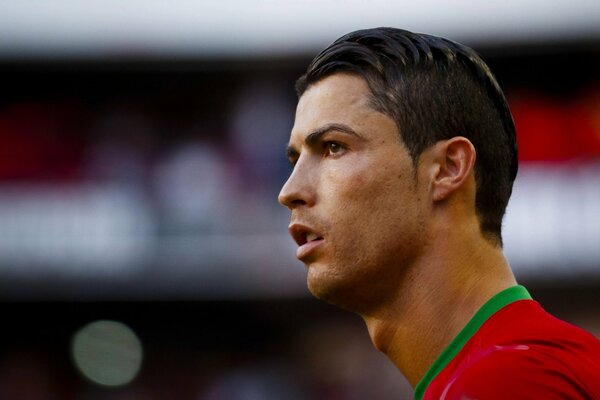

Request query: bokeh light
[{"left": 71, "top": 320, "right": 143, "bottom": 387}]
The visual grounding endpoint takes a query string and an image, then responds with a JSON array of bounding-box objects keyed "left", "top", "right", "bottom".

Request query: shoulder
[
  {"left": 445, "top": 341, "right": 600, "bottom": 399},
  {"left": 424, "top": 298, "right": 600, "bottom": 399}
]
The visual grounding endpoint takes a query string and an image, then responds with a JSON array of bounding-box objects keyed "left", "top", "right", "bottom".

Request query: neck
[{"left": 359, "top": 231, "right": 516, "bottom": 387}]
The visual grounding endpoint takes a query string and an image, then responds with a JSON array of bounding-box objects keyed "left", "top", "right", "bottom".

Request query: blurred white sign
[{"left": 0, "top": 0, "right": 599, "bottom": 59}]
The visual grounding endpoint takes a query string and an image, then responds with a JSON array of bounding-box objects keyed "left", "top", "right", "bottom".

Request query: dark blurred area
[{"left": 0, "top": 14, "right": 599, "bottom": 400}]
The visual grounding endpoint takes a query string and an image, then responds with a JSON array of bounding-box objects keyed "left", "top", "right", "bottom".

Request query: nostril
[{"left": 278, "top": 189, "right": 308, "bottom": 209}]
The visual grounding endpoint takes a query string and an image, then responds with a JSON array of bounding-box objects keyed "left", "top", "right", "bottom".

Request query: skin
[{"left": 278, "top": 73, "right": 517, "bottom": 387}]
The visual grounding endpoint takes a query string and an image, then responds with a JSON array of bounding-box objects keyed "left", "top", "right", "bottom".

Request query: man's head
[
  {"left": 295, "top": 27, "right": 517, "bottom": 246},
  {"left": 278, "top": 28, "right": 517, "bottom": 310}
]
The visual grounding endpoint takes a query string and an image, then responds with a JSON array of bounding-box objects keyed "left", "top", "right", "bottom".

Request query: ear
[{"left": 430, "top": 137, "right": 476, "bottom": 202}]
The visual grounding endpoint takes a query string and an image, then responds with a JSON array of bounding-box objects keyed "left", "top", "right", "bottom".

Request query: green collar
[{"left": 414, "top": 285, "right": 532, "bottom": 400}]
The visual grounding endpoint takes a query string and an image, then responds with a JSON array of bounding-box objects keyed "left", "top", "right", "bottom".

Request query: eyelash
[
  {"left": 324, "top": 141, "right": 345, "bottom": 157},
  {"left": 288, "top": 141, "right": 346, "bottom": 169}
]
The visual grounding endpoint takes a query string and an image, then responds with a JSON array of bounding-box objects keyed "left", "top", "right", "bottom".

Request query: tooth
[{"left": 306, "top": 233, "right": 318, "bottom": 242}]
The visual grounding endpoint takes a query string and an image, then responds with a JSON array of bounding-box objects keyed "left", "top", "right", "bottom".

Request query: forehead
[
  {"left": 298, "top": 73, "right": 373, "bottom": 114},
  {"left": 291, "top": 74, "right": 385, "bottom": 140}
]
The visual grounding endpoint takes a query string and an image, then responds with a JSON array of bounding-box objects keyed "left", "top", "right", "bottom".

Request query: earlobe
[{"left": 431, "top": 137, "right": 476, "bottom": 202}]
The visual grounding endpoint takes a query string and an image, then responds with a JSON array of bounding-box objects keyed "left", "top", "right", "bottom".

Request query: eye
[{"left": 325, "top": 142, "right": 345, "bottom": 157}]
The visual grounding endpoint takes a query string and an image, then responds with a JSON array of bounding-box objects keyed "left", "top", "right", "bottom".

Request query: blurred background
[{"left": 0, "top": 1, "right": 599, "bottom": 399}]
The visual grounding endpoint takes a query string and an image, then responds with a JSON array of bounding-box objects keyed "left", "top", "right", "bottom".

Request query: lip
[
  {"left": 288, "top": 223, "right": 325, "bottom": 261},
  {"left": 296, "top": 238, "right": 324, "bottom": 260}
]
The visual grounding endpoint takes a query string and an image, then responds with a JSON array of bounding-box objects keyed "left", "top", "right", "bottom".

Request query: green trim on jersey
[{"left": 414, "top": 285, "right": 532, "bottom": 400}]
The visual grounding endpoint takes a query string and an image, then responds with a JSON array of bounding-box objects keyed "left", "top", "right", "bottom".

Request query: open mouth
[
  {"left": 289, "top": 224, "right": 324, "bottom": 248},
  {"left": 305, "top": 232, "right": 323, "bottom": 244},
  {"left": 293, "top": 228, "right": 324, "bottom": 260}
]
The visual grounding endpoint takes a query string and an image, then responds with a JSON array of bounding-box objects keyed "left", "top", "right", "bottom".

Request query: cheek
[
  {"left": 322, "top": 158, "right": 417, "bottom": 234},
  {"left": 319, "top": 148, "right": 418, "bottom": 210},
  {"left": 321, "top": 155, "right": 375, "bottom": 196},
  {"left": 317, "top": 162, "right": 357, "bottom": 204}
]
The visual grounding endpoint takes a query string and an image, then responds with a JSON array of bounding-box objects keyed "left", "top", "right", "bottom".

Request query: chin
[{"left": 306, "top": 268, "right": 363, "bottom": 313}]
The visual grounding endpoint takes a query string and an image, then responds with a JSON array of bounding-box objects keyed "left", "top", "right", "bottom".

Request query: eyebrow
[{"left": 286, "top": 123, "right": 362, "bottom": 160}]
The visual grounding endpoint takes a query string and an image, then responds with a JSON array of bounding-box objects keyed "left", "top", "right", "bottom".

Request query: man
[{"left": 278, "top": 28, "right": 600, "bottom": 399}]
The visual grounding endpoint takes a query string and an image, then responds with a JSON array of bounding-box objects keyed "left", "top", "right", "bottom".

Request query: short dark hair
[{"left": 296, "top": 27, "right": 517, "bottom": 246}]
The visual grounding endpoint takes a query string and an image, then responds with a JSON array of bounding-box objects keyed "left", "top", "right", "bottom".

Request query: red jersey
[{"left": 416, "top": 285, "right": 600, "bottom": 399}]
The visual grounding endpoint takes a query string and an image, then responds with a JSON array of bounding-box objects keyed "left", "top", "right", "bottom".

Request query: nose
[{"left": 278, "top": 158, "right": 316, "bottom": 209}]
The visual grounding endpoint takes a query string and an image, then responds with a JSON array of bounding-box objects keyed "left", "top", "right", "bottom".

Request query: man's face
[{"left": 278, "top": 73, "right": 429, "bottom": 311}]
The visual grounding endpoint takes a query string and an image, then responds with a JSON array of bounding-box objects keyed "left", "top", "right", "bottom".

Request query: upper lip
[{"left": 288, "top": 223, "right": 324, "bottom": 247}]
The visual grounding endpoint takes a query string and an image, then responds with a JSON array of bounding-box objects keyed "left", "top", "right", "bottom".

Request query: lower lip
[{"left": 296, "top": 239, "right": 324, "bottom": 260}]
